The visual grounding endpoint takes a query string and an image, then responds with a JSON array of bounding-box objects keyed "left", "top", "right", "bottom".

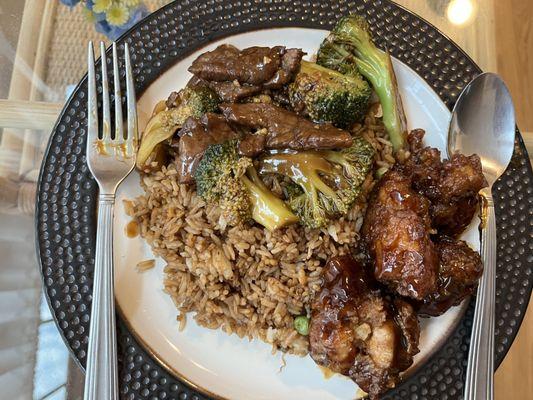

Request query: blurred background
[{"left": 0, "top": 1, "right": 530, "bottom": 399}]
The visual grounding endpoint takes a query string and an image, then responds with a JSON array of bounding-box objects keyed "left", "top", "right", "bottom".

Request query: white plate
[{"left": 114, "top": 28, "right": 479, "bottom": 400}]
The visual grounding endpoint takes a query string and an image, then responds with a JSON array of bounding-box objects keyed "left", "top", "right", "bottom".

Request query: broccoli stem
[
  {"left": 318, "top": 15, "right": 408, "bottom": 151},
  {"left": 353, "top": 53, "right": 406, "bottom": 152},
  {"left": 241, "top": 168, "right": 298, "bottom": 231}
]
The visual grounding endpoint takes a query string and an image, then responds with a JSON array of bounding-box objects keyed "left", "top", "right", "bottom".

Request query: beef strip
[
  {"left": 401, "top": 130, "right": 487, "bottom": 237},
  {"left": 187, "top": 45, "right": 304, "bottom": 102},
  {"left": 238, "top": 133, "right": 267, "bottom": 157},
  {"left": 418, "top": 236, "right": 483, "bottom": 317},
  {"left": 173, "top": 113, "right": 238, "bottom": 183},
  {"left": 220, "top": 102, "right": 353, "bottom": 151},
  {"left": 186, "top": 75, "right": 262, "bottom": 103},
  {"left": 262, "top": 48, "right": 304, "bottom": 89},
  {"left": 309, "top": 256, "right": 420, "bottom": 399},
  {"left": 362, "top": 170, "right": 439, "bottom": 300},
  {"left": 165, "top": 91, "right": 180, "bottom": 108},
  {"left": 189, "top": 45, "right": 284, "bottom": 85}
]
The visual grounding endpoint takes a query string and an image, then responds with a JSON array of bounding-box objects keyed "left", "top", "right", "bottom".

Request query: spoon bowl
[{"left": 448, "top": 72, "right": 515, "bottom": 186}]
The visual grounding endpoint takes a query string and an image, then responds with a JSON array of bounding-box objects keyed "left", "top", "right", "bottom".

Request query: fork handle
[
  {"left": 84, "top": 194, "right": 118, "bottom": 400},
  {"left": 464, "top": 191, "right": 495, "bottom": 400}
]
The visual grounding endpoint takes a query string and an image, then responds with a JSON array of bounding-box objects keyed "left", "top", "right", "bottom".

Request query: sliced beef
[
  {"left": 220, "top": 103, "right": 353, "bottom": 151},
  {"left": 165, "top": 91, "right": 180, "bottom": 108},
  {"left": 238, "top": 133, "right": 267, "bottom": 157},
  {"left": 188, "top": 45, "right": 304, "bottom": 102},
  {"left": 418, "top": 237, "right": 483, "bottom": 317},
  {"left": 174, "top": 113, "right": 238, "bottom": 183},
  {"left": 207, "top": 81, "right": 262, "bottom": 103},
  {"left": 309, "top": 256, "right": 420, "bottom": 399},
  {"left": 189, "top": 45, "right": 304, "bottom": 86},
  {"left": 362, "top": 170, "right": 439, "bottom": 300},
  {"left": 189, "top": 45, "right": 283, "bottom": 85},
  {"left": 263, "top": 48, "right": 305, "bottom": 89}
]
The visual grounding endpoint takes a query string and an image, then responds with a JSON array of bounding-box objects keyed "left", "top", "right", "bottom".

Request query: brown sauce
[
  {"left": 94, "top": 139, "right": 108, "bottom": 155},
  {"left": 318, "top": 365, "right": 336, "bottom": 380},
  {"left": 125, "top": 220, "right": 139, "bottom": 238}
]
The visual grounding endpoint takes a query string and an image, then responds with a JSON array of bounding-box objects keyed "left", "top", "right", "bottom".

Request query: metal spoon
[{"left": 448, "top": 72, "right": 515, "bottom": 400}]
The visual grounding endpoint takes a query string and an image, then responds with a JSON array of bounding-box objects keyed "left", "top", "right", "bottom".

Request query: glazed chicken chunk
[
  {"left": 363, "top": 129, "right": 485, "bottom": 313},
  {"left": 402, "top": 129, "right": 487, "bottom": 236},
  {"left": 309, "top": 256, "right": 420, "bottom": 399},
  {"left": 418, "top": 236, "right": 484, "bottom": 316},
  {"left": 362, "top": 170, "right": 439, "bottom": 300}
]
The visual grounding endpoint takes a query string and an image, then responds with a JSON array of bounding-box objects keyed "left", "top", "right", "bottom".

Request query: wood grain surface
[{"left": 396, "top": 1, "right": 533, "bottom": 398}]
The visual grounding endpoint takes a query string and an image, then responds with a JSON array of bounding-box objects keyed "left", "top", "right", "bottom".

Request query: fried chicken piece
[
  {"left": 418, "top": 237, "right": 483, "bottom": 317},
  {"left": 309, "top": 256, "right": 420, "bottom": 399},
  {"left": 430, "top": 195, "right": 479, "bottom": 237},
  {"left": 362, "top": 170, "right": 439, "bottom": 300},
  {"left": 187, "top": 45, "right": 304, "bottom": 102},
  {"left": 429, "top": 153, "right": 486, "bottom": 236},
  {"left": 402, "top": 130, "right": 487, "bottom": 237}
]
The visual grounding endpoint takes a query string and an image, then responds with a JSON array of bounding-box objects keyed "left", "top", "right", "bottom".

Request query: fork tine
[
  {"left": 112, "top": 42, "right": 124, "bottom": 143},
  {"left": 124, "top": 43, "right": 138, "bottom": 147},
  {"left": 100, "top": 42, "right": 111, "bottom": 141},
  {"left": 87, "top": 42, "right": 98, "bottom": 148}
]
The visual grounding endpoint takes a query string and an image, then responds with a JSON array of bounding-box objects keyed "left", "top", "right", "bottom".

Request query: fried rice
[{"left": 125, "top": 104, "right": 397, "bottom": 356}]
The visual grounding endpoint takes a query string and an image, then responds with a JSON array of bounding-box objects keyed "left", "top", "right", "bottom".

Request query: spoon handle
[{"left": 464, "top": 191, "right": 495, "bottom": 400}]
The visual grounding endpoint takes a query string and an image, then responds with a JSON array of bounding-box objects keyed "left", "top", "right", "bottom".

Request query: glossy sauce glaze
[
  {"left": 309, "top": 256, "right": 420, "bottom": 399},
  {"left": 125, "top": 220, "right": 139, "bottom": 238},
  {"left": 362, "top": 170, "right": 438, "bottom": 300}
]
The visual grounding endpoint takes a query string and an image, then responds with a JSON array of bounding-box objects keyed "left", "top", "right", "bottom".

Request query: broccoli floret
[
  {"left": 181, "top": 85, "right": 221, "bottom": 118},
  {"left": 317, "top": 15, "right": 407, "bottom": 151},
  {"left": 288, "top": 61, "right": 371, "bottom": 128},
  {"left": 137, "top": 86, "right": 220, "bottom": 170},
  {"left": 194, "top": 140, "right": 298, "bottom": 231},
  {"left": 260, "top": 136, "right": 374, "bottom": 229}
]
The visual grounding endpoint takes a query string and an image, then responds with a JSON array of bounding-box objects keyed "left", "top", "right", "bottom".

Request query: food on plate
[
  {"left": 127, "top": 13, "right": 485, "bottom": 398},
  {"left": 260, "top": 136, "right": 374, "bottom": 229},
  {"left": 288, "top": 60, "right": 371, "bottom": 128},
  {"left": 362, "top": 169, "right": 439, "bottom": 300},
  {"left": 309, "top": 256, "right": 419, "bottom": 398},
  {"left": 220, "top": 102, "right": 354, "bottom": 151},
  {"left": 194, "top": 139, "right": 298, "bottom": 230},
  {"left": 362, "top": 129, "right": 486, "bottom": 303},
  {"left": 171, "top": 113, "right": 238, "bottom": 183},
  {"left": 418, "top": 236, "right": 483, "bottom": 317},
  {"left": 401, "top": 128, "right": 487, "bottom": 237},
  {"left": 136, "top": 86, "right": 221, "bottom": 170},
  {"left": 188, "top": 44, "right": 305, "bottom": 101},
  {"left": 317, "top": 15, "right": 407, "bottom": 151}
]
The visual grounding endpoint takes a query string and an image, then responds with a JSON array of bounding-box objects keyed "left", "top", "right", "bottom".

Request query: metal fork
[{"left": 84, "top": 41, "right": 137, "bottom": 400}]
